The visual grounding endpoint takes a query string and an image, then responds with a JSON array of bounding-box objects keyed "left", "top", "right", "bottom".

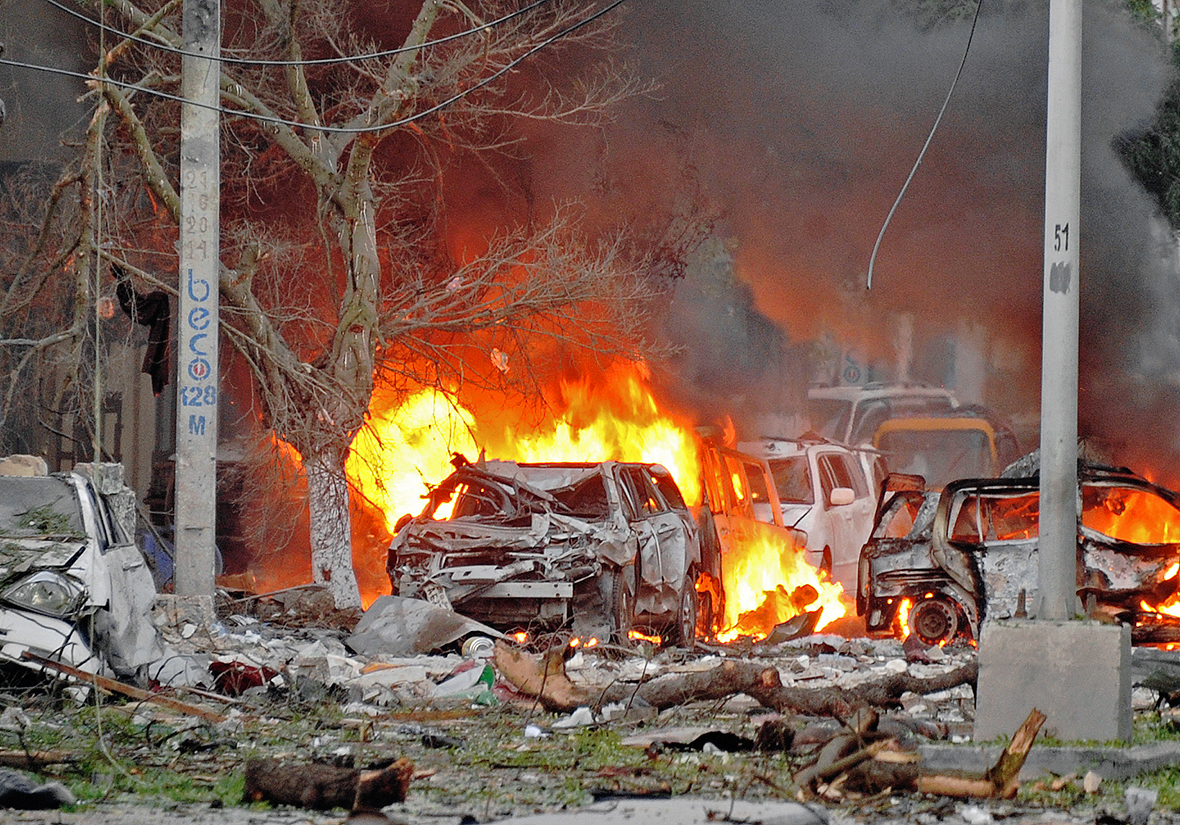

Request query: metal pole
[
  {"left": 174, "top": 0, "right": 220, "bottom": 597},
  {"left": 1038, "top": 0, "right": 1081, "bottom": 620}
]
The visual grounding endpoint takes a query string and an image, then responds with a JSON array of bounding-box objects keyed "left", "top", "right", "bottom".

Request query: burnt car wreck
[
  {"left": 858, "top": 464, "right": 1180, "bottom": 646},
  {"left": 0, "top": 460, "right": 161, "bottom": 685},
  {"left": 386, "top": 456, "right": 708, "bottom": 645}
]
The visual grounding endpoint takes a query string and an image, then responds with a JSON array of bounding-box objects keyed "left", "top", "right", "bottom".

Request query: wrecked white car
[
  {"left": 0, "top": 463, "right": 161, "bottom": 683},
  {"left": 386, "top": 457, "right": 704, "bottom": 646},
  {"left": 700, "top": 436, "right": 884, "bottom": 593},
  {"left": 857, "top": 465, "right": 1180, "bottom": 646}
]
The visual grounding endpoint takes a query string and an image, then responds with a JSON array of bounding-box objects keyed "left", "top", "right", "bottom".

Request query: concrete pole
[
  {"left": 1038, "top": 0, "right": 1081, "bottom": 620},
  {"left": 174, "top": 0, "right": 220, "bottom": 597}
]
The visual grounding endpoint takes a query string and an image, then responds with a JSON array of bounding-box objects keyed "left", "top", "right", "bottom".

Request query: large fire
[
  {"left": 716, "top": 523, "right": 846, "bottom": 641},
  {"left": 345, "top": 361, "right": 703, "bottom": 605},
  {"left": 341, "top": 359, "right": 847, "bottom": 639}
]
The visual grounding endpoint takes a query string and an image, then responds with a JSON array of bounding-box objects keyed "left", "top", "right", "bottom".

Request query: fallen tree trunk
[{"left": 493, "top": 641, "right": 977, "bottom": 721}]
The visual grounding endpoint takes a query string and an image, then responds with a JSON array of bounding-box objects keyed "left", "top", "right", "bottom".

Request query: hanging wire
[{"left": 866, "top": 0, "right": 983, "bottom": 290}]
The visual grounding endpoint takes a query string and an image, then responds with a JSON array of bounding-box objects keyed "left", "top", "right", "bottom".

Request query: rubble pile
[{"left": 0, "top": 588, "right": 1178, "bottom": 825}]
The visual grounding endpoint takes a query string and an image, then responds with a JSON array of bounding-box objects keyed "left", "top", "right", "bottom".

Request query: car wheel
[
  {"left": 672, "top": 567, "right": 699, "bottom": 650},
  {"left": 910, "top": 597, "right": 960, "bottom": 646},
  {"left": 607, "top": 563, "right": 637, "bottom": 647},
  {"left": 819, "top": 549, "right": 833, "bottom": 577}
]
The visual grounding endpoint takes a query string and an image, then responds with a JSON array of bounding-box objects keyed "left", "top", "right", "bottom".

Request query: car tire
[
  {"left": 910, "top": 597, "right": 961, "bottom": 646},
  {"left": 819, "top": 549, "right": 833, "bottom": 577},
  {"left": 672, "top": 566, "right": 699, "bottom": 650},
  {"left": 607, "top": 562, "right": 637, "bottom": 647}
]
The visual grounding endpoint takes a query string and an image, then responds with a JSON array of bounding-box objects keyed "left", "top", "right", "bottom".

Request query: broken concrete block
[{"left": 974, "top": 620, "right": 1131, "bottom": 743}]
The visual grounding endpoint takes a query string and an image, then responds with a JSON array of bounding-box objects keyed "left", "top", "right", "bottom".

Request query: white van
[{"left": 806, "top": 383, "right": 961, "bottom": 446}]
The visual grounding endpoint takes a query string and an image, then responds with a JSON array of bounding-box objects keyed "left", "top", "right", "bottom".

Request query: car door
[
  {"left": 71, "top": 475, "right": 162, "bottom": 677},
  {"left": 616, "top": 466, "right": 687, "bottom": 617},
  {"left": 814, "top": 450, "right": 876, "bottom": 589}
]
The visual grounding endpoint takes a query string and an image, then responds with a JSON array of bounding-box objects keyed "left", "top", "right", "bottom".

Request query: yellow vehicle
[{"left": 872, "top": 412, "right": 1020, "bottom": 490}]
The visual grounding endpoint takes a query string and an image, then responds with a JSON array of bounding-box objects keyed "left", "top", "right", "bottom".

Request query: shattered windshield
[
  {"left": 0, "top": 477, "right": 86, "bottom": 539},
  {"left": 449, "top": 469, "right": 612, "bottom": 521},
  {"left": 769, "top": 457, "right": 814, "bottom": 505},
  {"left": 949, "top": 490, "right": 1039, "bottom": 543}
]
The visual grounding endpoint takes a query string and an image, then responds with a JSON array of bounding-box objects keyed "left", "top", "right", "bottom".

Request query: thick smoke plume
[{"left": 528, "top": 0, "right": 1180, "bottom": 480}]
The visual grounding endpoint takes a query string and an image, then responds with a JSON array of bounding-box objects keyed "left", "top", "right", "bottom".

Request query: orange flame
[
  {"left": 716, "top": 523, "right": 846, "bottom": 641},
  {"left": 1082, "top": 488, "right": 1180, "bottom": 544},
  {"left": 1143, "top": 564, "right": 1180, "bottom": 618},
  {"left": 897, "top": 598, "right": 913, "bottom": 638},
  {"left": 344, "top": 361, "right": 702, "bottom": 606},
  {"left": 628, "top": 629, "right": 662, "bottom": 644}
]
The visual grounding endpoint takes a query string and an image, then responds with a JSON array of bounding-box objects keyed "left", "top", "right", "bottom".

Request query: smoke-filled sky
[
  {"left": 522, "top": 0, "right": 1180, "bottom": 480},
  {"left": 5, "top": 0, "right": 1180, "bottom": 483}
]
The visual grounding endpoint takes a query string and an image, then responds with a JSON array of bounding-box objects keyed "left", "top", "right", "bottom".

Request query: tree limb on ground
[
  {"left": 243, "top": 757, "right": 413, "bottom": 812},
  {"left": 492, "top": 641, "right": 977, "bottom": 721},
  {"left": 820, "top": 707, "right": 1046, "bottom": 801}
]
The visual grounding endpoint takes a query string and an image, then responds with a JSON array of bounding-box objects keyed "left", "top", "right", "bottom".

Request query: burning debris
[
  {"left": 697, "top": 436, "right": 854, "bottom": 640},
  {"left": 2, "top": 572, "right": 1179, "bottom": 824}
]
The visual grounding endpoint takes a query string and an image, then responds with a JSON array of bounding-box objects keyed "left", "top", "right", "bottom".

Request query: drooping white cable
[{"left": 866, "top": 1, "right": 983, "bottom": 290}]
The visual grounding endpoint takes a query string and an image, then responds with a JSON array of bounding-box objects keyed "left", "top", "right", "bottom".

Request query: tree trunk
[{"left": 305, "top": 452, "right": 362, "bottom": 608}]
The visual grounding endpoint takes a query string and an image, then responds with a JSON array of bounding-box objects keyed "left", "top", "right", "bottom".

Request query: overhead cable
[
  {"left": 0, "top": 0, "right": 627, "bottom": 136},
  {"left": 40, "top": 0, "right": 555, "bottom": 67}
]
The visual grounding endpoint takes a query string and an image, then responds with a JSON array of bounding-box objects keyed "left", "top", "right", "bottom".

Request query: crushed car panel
[
  {"left": 386, "top": 456, "right": 703, "bottom": 645},
  {"left": 0, "top": 462, "right": 161, "bottom": 682},
  {"left": 858, "top": 466, "right": 1180, "bottom": 645}
]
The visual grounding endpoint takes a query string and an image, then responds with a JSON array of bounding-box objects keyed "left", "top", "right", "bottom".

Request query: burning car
[
  {"left": 0, "top": 460, "right": 162, "bottom": 683},
  {"left": 701, "top": 435, "right": 884, "bottom": 592},
  {"left": 385, "top": 456, "right": 706, "bottom": 646},
  {"left": 857, "top": 464, "right": 1180, "bottom": 646}
]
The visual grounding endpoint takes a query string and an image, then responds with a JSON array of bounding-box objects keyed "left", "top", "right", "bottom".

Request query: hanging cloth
[{"left": 113, "top": 264, "right": 171, "bottom": 396}]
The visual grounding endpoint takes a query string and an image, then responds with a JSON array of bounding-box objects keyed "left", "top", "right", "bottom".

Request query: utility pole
[
  {"left": 976, "top": 0, "right": 1130, "bottom": 745},
  {"left": 174, "top": 0, "right": 220, "bottom": 598},
  {"left": 1038, "top": 0, "right": 1081, "bottom": 620}
]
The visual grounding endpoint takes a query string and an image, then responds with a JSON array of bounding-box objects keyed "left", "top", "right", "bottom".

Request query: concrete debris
[
  {"left": 1125, "top": 786, "right": 1158, "bottom": 825},
  {"left": 491, "top": 799, "right": 829, "bottom": 824}
]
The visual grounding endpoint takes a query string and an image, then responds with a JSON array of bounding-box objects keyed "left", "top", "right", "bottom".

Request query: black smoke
[{"left": 528, "top": 0, "right": 1179, "bottom": 478}]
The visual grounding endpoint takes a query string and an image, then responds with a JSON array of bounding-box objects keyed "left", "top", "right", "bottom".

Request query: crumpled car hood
[
  {"left": 0, "top": 539, "right": 87, "bottom": 577},
  {"left": 395, "top": 512, "right": 633, "bottom": 565}
]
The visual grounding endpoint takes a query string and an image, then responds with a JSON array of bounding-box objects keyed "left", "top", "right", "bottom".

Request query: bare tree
[{"left": 11, "top": 0, "right": 673, "bottom": 607}]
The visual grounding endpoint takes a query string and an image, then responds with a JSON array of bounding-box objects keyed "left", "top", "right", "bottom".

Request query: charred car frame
[
  {"left": 858, "top": 466, "right": 1180, "bottom": 646},
  {"left": 386, "top": 457, "right": 708, "bottom": 645}
]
